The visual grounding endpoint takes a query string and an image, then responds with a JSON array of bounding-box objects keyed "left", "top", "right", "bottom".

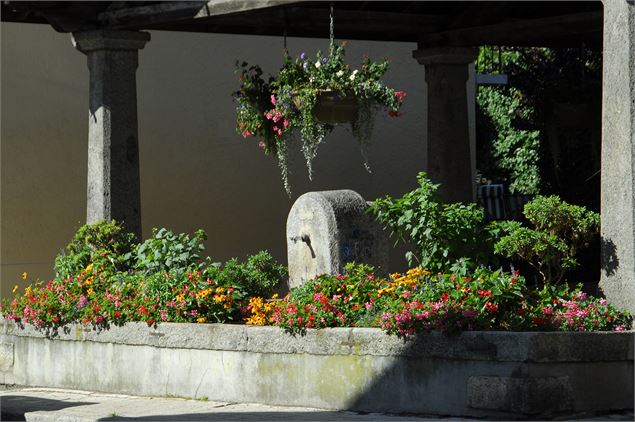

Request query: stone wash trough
[{"left": 0, "top": 319, "right": 633, "bottom": 419}]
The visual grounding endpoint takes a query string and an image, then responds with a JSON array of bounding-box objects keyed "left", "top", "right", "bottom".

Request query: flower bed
[
  {"left": 247, "top": 263, "right": 632, "bottom": 336},
  {"left": 3, "top": 221, "right": 631, "bottom": 338}
]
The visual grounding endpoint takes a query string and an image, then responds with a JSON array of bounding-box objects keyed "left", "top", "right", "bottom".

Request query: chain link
[{"left": 329, "top": 2, "right": 334, "bottom": 55}]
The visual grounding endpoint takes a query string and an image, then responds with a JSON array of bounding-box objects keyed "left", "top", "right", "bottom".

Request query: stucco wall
[{"left": 1, "top": 22, "right": 474, "bottom": 298}]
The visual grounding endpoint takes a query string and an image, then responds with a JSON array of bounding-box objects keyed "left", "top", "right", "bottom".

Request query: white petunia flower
[
  {"left": 315, "top": 61, "right": 321, "bottom": 68},
  {"left": 336, "top": 70, "right": 344, "bottom": 77},
  {"left": 349, "top": 69, "right": 358, "bottom": 81}
]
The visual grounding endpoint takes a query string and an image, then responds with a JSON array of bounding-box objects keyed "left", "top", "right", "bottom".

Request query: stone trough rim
[{"left": 1, "top": 318, "right": 632, "bottom": 364}]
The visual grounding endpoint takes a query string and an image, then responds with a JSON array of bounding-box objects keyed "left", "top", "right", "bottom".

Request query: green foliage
[
  {"left": 493, "top": 195, "right": 600, "bottom": 285},
  {"left": 54, "top": 220, "right": 135, "bottom": 280},
  {"left": 476, "top": 46, "right": 602, "bottom": 197},
  {"left": 477, "top": 86, "right": 541, "bottom": 194},
  {"left": 212, "top": 251, "right": 288, "bottom": 298},
  {"left": 368, "top": 172, "right": 490, "bottom": 272},
  {"left": 131, "top": 228, "right": 207, "bottom": 275},
  {"left": 234, "top": 42, "right": 406, "bottom": 194}
]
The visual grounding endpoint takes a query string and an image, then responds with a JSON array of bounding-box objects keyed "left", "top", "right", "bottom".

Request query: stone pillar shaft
[
  {"left": 72, "top": 30, "right": 150, "bottom": 239},
  {"left": 599, "top": 0, "right": 635, "bottom": 314},
  {"left": 413, "top": 47, "right": 477, "bottom": 203}
]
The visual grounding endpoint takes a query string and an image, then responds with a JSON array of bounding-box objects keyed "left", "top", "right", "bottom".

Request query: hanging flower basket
[{"left": 233, "top": 42, "right": 407, "bottom": 195}]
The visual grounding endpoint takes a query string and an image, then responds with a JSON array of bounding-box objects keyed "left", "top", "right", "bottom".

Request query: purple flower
[
  {"left": 322, "top": 57, "right": 327, "bottom": 64},
  {"left": 300, "top": 52, "right": 306, "bottom": 60}
]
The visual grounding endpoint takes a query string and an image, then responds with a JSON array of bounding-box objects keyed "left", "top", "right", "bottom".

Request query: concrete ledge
[{"left": 0, "top": 320, "right": 633, "bottom": 418}]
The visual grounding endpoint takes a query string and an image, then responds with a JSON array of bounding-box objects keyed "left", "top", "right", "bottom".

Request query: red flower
[{"left": 394, "top": 91, "right": 407, "bottom": 101}]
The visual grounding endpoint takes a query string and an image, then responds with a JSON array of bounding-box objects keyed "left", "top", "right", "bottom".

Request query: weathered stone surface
[
  {"left": 0, "top": 342, "right": 14, "bottom": 371},
  {"left": 413, "top": 47, "right": 477, "bottom": 203},
  {"left": 600, "top": 0, "right": 635, "bottom": 316},
  {"left": 467, "top": 376, "right": 573, "bottom": 415},
  {"left": 286, "top": 190, "right": 388, "bottom": 288},
  {"left": 0, "top": 319, "right": 632, "bottom": 418},
  {"left": 527, "top": 331, "right": 635, "bottom": 362},
  {"left": 2, "top": 319, "right": 632, "bottom": 361},
  {"left": 71, "top": 30, "right": 150, "bottom": 240}
]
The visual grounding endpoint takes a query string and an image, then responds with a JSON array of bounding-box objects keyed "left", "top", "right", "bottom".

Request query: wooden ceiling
[{"left": 1, "top": 1, "right": 603, "bottom": 48}]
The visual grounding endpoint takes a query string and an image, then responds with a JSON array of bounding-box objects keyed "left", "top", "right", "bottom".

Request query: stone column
[
  {"left": 599, "top": 0, "right": 635, "bottom": 314},
  {"left": 72, "top": 30, "right": 150, "bottom": 240},
  {"left": 413, "top": 47, "right": 478, "bottom": 203}
]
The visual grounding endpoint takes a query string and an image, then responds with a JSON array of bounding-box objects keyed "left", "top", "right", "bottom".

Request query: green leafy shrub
[
  {"left": 131, "top": 228, "right": 208, "bottom": 275},
  {"left": 368, "top": 172, "right": 490, "bottom": 272},
  {"left": 493, "top": 195, "right": 600, "bottom": 285},
  {"left": 212, "top": 251, "right": 288, "bottom": 298},
  {"left": 54, "top": 220, "right": 136, "bottom": 280}
]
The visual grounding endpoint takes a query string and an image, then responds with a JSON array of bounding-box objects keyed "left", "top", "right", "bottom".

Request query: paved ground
[{"left": 0, "top": 387, "right": 632, "bottom": 422}]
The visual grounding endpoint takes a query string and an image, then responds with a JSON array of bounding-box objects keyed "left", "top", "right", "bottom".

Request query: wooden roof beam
[
  {"left": 98, "top": 0, "right": 305, "bottom": 30},
  {"left": 418, "top": 10, "right": 602, "bottom": 48}
]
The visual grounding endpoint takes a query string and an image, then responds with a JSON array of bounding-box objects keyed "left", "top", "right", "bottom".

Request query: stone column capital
[
  {"left": 412, "top": 47, "right": 478, "bottom": 66},
  {"left": 72, "top": 30, "right": 151, "bottom": 55}
]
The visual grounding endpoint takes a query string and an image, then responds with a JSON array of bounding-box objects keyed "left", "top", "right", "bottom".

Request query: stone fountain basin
[{"left": 1, "top": 320, "right": 632, "bottom": 419}]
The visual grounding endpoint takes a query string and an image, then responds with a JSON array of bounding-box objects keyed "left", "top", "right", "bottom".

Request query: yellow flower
[
  {"left": 176, "top": 294, "right": 185, "bottom": 302},
  {"left": 85, "top": 263, "right": 94, "bottom": 273},
  {"left": 12, "top": 285, "right": 18, "bottom": 293},
  {"left": 25, "top": 286, "right": 32, "bottom": 296},
  {"left": 245, "top": 296, "right": 278, "bottom": 325},
  {"left": 196, "top": 317, "right": 206, "bottom": 323},
  {"left": 87, "top": 288, "right": 94, "bottom": 295},
  {"left": 214, "top": 294, "right": 225, "bottom": 303},
  {"left": 21, "top": 272, "right": 28, "bottom": 280},
  {"left": 215, "top": 287, "right": 225, "bottom": 294}
]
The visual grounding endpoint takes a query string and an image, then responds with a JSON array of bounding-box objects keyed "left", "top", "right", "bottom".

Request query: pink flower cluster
[{"left": 264, "top": 107, "right": 290, "bottom": 137}]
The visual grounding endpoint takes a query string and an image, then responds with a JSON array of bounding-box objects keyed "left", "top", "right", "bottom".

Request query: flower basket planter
[
  {"left": 313, "top": 90, "right": 359, "bottom": 124},
  {"left": 292, "top": 90, "right": 359, "bottom": 124}
]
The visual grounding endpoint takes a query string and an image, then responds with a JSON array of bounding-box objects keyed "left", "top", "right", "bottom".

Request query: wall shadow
[
  {"left": 0, "top": 395, "right": 94, "bottom": 421},
  {"left": 600, "top": 237, "right": 619, "bottom": 277},
  {"left": 97, "top": 410, "right": 426, "bottom": 421}
]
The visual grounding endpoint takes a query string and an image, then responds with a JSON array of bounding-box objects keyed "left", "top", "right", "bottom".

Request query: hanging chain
[
  {"left": 329, "top": 2, "right": 334, "bottom": 56},
  {"left": 282, "top": 7, "right": 288, "bottom": 50}
]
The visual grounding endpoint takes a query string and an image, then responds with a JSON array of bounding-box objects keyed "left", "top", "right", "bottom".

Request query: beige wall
[{"left": 0, "top": 22, "right": 449, "bottom": 299}]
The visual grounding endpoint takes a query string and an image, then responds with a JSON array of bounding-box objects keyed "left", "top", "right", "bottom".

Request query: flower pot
[
  {"left": 294, "top": 90, "right": 358, "bottom": 124},
  {"left": 314, "top": 90, "right": 358, "bottom": 124}
]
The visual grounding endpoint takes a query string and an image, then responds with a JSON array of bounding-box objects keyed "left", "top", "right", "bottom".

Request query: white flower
[
  {"left": 336, "top": 70, "right": 344, "bottom": 77},
  {"left": 349, "top": 70, "right": 358, "bottom": 81},
  {"left": 315, "top": 61, "right": 321, "bottom": 68}
]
